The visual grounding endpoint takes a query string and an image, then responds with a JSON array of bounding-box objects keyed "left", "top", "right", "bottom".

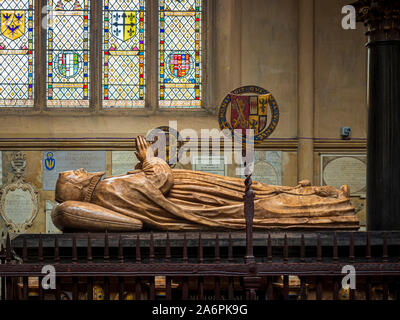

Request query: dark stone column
[{"left": 353, "top": 1, "right": 400, "bottom": 230}]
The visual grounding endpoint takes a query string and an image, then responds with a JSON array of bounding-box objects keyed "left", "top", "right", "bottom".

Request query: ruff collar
[{"left": 83, "top": 174, "right": 103, "bottom": 202}]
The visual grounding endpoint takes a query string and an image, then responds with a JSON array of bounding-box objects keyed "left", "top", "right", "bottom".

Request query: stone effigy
[{"left": 52, "top": 136, "right": 359, "bottom": 232}]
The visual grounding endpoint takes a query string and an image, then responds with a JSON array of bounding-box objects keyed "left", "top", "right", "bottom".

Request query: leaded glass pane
[
  {"left": 0, "top": 0, "right": 34, "bottom": 107},
  {"left": 159, "top": 0, "right": 202, "bottom": 108},
  {"left": 103, "top": 0, "right": 145, "bottom": 108},
  {"left": 47, "top": 0, "right": 90, "bottom": 108}
]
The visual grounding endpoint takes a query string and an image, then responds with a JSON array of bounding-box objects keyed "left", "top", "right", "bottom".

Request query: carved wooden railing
[
  {"left": 2, "top": 230, "right": 400, "bottom": 300},
  {"left": 1, "top": 177, "right": 400, "bottom": 300}
]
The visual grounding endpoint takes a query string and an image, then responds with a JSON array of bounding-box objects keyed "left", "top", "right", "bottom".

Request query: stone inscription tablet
[
  {"left": 252, "top": 151, "right": 282, "bottom": 185},
  {"left": 241, "top": 151, "right": 282, "bottom": 185},
  {"left": 46, "top": 200, "right": 62, "bottom": 234},
  {"left": 42, "top": 151, "right": 106, "bottom": 191},
  {"left": 4, "top": 188, "right": 34, "bottom": 225},
  {"left": 321, "top": 155, "right": 366, "bottom": 196},
  {"left": 0, "top": 181, "right": 39, "bottom": 233},
  {"left": 112, "top": 151, "right": 139, "bottom": 176},
  {"left": 0, "top": 152, "right": 2, "bottom": 186},
  {"left": 192, "top": 156, "right": 227, "bottom": 176}
]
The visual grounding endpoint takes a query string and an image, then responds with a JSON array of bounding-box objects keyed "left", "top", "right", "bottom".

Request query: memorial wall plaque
[
  {"left": 321, "top": 155, "right": 366, "bottom": 196},
  {"left": 252, "top": 151, "right": 282, "bottom": 185},
  {"left": 43, "top": 151, "right": 106, "bottom": 191},
  {"left": 240, "top": 151, "right": 282, "bottom": 184},
  {"left": 46, "top": 200, "right": 62, "bottom": 234},
  {"left": 0, "top": 215, "right": 5, "bottom": 297},
  {"left": 192, "top": 155, "right": 227, "bottom": 176},
  {"left": 174, "top": 162, "right": 186, "bottom": 170},
  {"left": 0, "top": 152, "right": 2, "bottom": 186},
  {"left": 0, "top": 152, "right": 39, "bottom": 233},
  {"left": 112, "top": 151, "right": 139, "bottom": 176},
  {"left": 0, "top": 183, "right": 39, "bottom": 233},
  {"left": 3, "top": 188, "right": 34, "bottom": 223}
]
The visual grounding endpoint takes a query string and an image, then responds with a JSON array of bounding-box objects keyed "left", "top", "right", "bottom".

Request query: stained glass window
[
  {"left": 159, "top": 0, "right": 201, "bottom": 108},
  {"left": 0, "top": 0, "right": 34, "bottom": 107},
  {"left": 103, "top": 0, "right": 145, "bottom": 108},
  {"left": 47, "top": 0, "right": 90, "bottom": 107}
]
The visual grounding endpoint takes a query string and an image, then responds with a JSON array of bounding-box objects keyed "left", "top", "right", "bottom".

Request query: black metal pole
[
  {"left": 244, "top": 175, "right": 255, "bottom": 264},
  {"left": 242, "top": 130, "right": 260, "bottom": 301},
  {"left": 242, "top": 131, "right": 255, "bottom": 264}
]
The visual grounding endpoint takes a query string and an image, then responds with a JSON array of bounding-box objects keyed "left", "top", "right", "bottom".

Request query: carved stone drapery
[{"left": 352, "top": 0, "right": 400, "bottom": 41}]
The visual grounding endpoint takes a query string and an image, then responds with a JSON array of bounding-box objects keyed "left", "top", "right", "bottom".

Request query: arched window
[
  {"left": 47, "top": 0, "right": 90, "bottom": 107},
  {"left": 159, "top": 0, "right": 202, "bottom": 108},
  {"left": 0, "top": 0, "right": 34, "bottom": 107},
  {"left": 0, "top": 0, "right": 206, "bottom": 110},
  {"left": 103, "top": 0, "right": 145, "bottom": 108}
]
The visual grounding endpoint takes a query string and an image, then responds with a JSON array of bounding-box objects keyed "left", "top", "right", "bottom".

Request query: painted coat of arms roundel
[
  {"left": 218, "top": 86, "right": 279, "bottom": 144},
  {"left": 1, "top": 10, "right": 25, "bottom": 41},
  {"left": 111, "top": 11, "right": 137, "bottom": 41}
]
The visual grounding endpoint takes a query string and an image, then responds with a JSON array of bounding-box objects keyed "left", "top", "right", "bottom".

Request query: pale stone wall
[
  {"left": 314, "top": 0, "right": 367, "bottom": 139},
  {"left": 240, "top": 0, "right": 299, "bottom": 139}
]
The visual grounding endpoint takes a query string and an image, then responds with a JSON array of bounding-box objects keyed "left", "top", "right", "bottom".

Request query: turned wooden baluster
[
  {"left": 228, "top": 232, "right": 234, "bottom": 300},
  {"left": 136, "top": 234, "right": 141, "bottom": 263},
  {"left": 22, "top": 238, "right": 28, "bottom": 300},
  {"left": 87, "top": 233, "right": 92, "bottom": 263},
  {"left": 243, "top": 173, "right": 260, "bottom": 300},
  {"left": 197, "top": 233, "right": 204, "bottom": 300},
  {"left": 165, "top": 232, "right": 171, "bottom": 263},
  {"left": 182, "top": 234, "right": 189, "bottom": 300},
  {"left": 5, "top": 233, "right": 12, "bottom": 300},
  {"left": 244, "top": 174, "right": 255, "bottom": 264},
  {"left": 104, "top": 231, "right": 110, "bottom": 300},
  {"left": 38, "top": 234, "right": 44, "bottom": 300},
  {"left": 118, "top": 236, "right": 125, "bottom": 300},
  {"left": 118, "top": 235, "right": 124, "bottom": 264},
  {"left": 72, "top": 236, "right": 78, "bottom": 264},
  {"left": 104, "top": 231, "right": 110, "bottom": 262},
  {"left": 149, "top": 231, "right": 155, "bottom": 263}
]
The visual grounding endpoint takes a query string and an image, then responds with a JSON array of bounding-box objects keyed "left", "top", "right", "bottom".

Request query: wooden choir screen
[{"left": 1, "top": 231, "right": 400, "bottom": 300}]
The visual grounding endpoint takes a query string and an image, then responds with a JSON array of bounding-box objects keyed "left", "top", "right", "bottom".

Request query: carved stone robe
[{"left": 53, "top": 156, "right": 359, "bottom": 232}]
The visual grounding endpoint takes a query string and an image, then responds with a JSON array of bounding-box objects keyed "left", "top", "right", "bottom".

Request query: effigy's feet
[{"left": 341, "top": 185, "right": 350, "bottom": 198}]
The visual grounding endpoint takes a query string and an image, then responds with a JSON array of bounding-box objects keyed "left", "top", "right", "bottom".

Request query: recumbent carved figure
[{"left": 52, "top": 136, "right": 359, "bottom": 232}]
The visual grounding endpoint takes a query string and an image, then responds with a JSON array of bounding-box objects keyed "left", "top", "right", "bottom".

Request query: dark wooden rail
[
  {"left": 2, "top": 230, "right": 400, "bottom": 300},
  {"left": 1, "top": 177, "right": 400, "bottom": 300}
]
